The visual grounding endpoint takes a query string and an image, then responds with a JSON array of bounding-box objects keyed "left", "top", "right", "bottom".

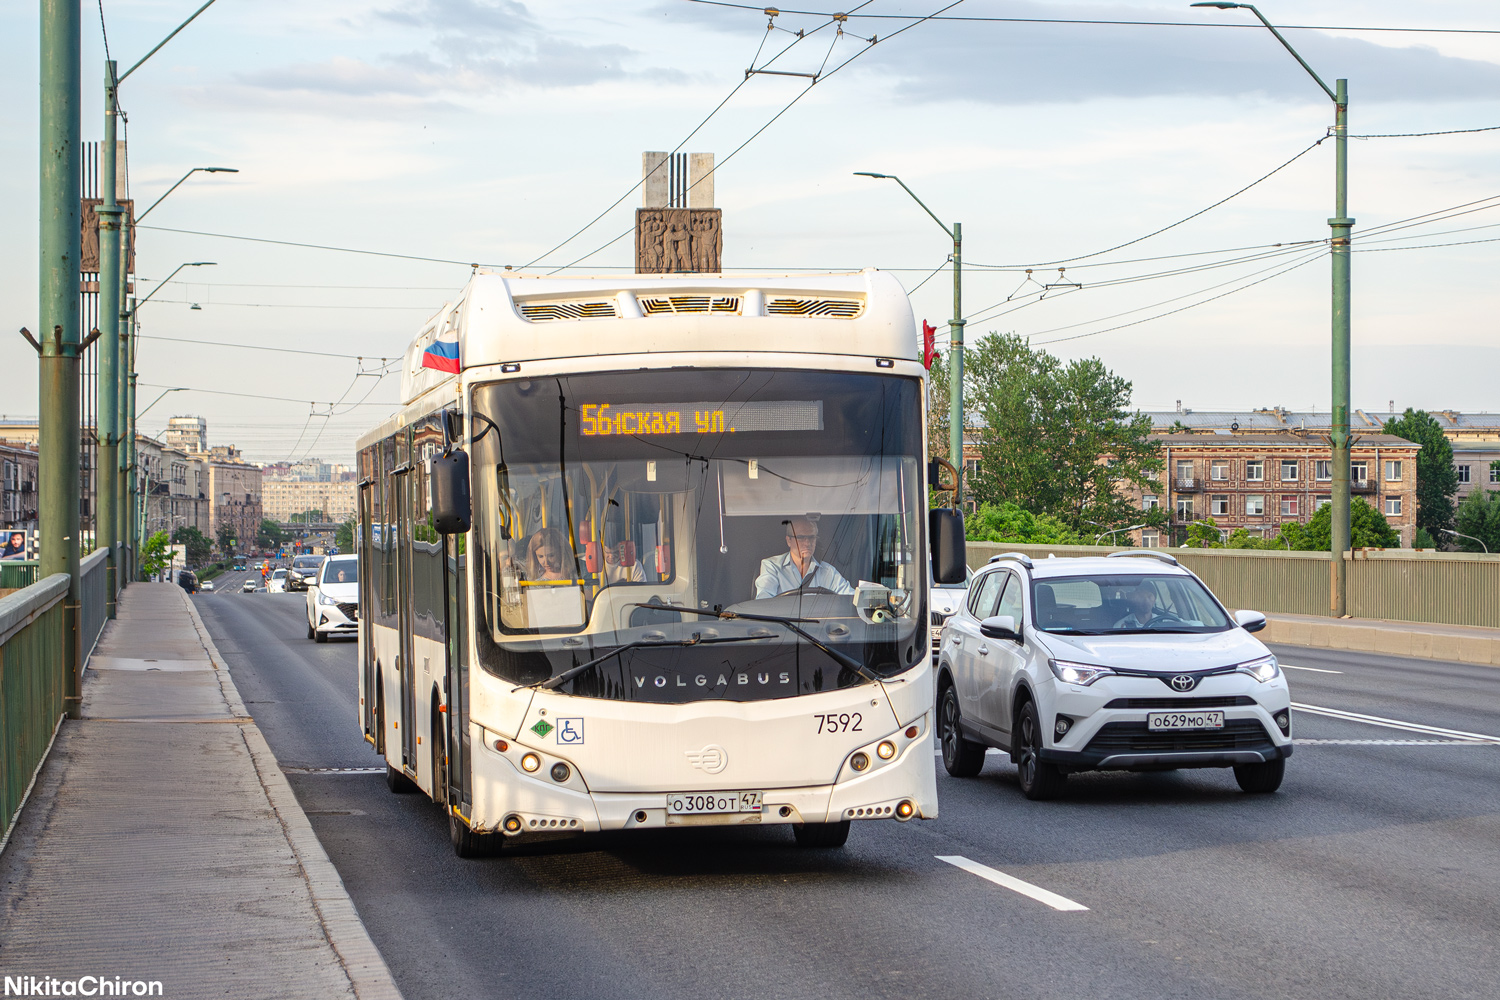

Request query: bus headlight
[
  {"left": 876, "top": 741, "right": 897, "bottom": 760},
  {"left": 849, "top": 752, "right": 870, "bottom": 772},
  {"left": 520, "top": 752, "right": 541, "bottom": 772}
]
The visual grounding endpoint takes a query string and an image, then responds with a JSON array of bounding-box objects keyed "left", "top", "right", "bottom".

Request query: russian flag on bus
[{"left": 421, "top": 328, "right": 460, "bottom": 374}]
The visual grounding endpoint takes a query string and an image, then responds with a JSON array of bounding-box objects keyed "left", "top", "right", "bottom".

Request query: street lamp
[
  {"left": 1190, "top": 2, "right": 1354, "bottom": 615},
  {"left": 1094, "top": 523, "right": 1146, "bottom": 545},
  {"left": 855, "top": 171, "right": 965, "bottom": 507},
  {"left": 94, "top": 0, "right": 223, "bottom": 595},
  {"left": 1443, "top": 528, "right": 1489, "bottom": 554},
  {"left": 135, "top": 167, "right": 238, "bottom": 223}
]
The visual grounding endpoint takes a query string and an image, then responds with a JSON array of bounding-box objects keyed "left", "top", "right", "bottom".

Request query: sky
[{"left": 3, "top": 0, "right": 1499, "bottom": 464}]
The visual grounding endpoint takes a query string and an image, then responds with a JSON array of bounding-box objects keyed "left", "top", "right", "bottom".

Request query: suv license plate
[
  {"left": 666, "top": 791, "right": 764, "bottom": 815},
  {"left": 1148, "top": 711, "right": 1225, "bottom": 731}
]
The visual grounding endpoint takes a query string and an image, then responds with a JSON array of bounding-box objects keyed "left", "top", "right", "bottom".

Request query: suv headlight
[
  {"left": 318, "top": 591, "right": 338, "bottom": 605},
  {"left": 1235, "top": 654, "right": 1280, "bottom": 682},
  {"left": 1048, "top": 659, "right": 1115, "bottom": 686}
]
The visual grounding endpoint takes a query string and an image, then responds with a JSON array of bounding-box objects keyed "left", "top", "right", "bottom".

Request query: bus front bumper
[{"left": 465, "top": 724, "right": 938, "bottom": 836}]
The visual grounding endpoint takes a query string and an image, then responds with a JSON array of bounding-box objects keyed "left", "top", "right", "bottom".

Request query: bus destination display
[{"left": 579, "top": 401, "right": 823, "bottom": 437}]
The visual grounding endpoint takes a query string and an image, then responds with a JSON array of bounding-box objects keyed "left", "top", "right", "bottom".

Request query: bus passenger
[
  {"left": 527, "top": 527, "right": 573, "bottom": 582},
  {"left": 601, "top": 520, "right": 643, "bottom": 585},
  {"left": 753, "top": 517, "right": 854, "bottom": 599}
]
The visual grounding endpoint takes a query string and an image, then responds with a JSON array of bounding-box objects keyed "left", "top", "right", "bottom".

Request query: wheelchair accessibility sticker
[{"left": 556, "top": 718, "right": 585, "bottom": 745}]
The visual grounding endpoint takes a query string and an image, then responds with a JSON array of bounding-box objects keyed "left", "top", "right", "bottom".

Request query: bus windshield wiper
[
  {"left": 515, "top": 632, "right": 771, "bottom": 693},
  {"left": 642, "top": 604, "right": 880, "bottom": 683}
]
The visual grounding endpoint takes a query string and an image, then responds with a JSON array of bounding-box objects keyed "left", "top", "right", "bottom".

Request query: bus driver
[{"left": 753, "top": 517, "right": 854, "bottom": 599}]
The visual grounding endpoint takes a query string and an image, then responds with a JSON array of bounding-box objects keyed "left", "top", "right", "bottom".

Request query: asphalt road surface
[{"left": 195, "top": 589, "right": 1500, "bottom": 1000}]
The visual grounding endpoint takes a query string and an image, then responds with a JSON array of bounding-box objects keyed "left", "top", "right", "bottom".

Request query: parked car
[
  {"left": 200, "top": 579, "right": 215, "bottom": 592},
  {"left": 306, "top": 554, "right": 358, "bottom": 642},
  {"left": 241, "top": 578, "right": 258, "bottom": 593},
  {"left": 286, "top": 554, "right": 326, "bottom": 592},
  {"left": 266, "top": 568, "right": 288, "bottom": 594},
  {"left": 936, "top": 550, "right": 1292, "bottom": 799},
  {"left": 178, "top": 570, "right": 198, "bottom": 594}
]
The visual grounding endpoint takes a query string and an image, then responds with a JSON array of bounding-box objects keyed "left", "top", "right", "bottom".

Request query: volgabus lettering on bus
[{"left": 633, "top": 670, "right": 792, "bottom": 690}]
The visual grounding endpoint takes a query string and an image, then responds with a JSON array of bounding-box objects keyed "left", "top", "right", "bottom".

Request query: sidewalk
[
  {"left": 1264, "top": 612, "right": 1500, "bottom": 666},
  {"left": 0, "top": 583, "right": 402, "bottom": 1000}
]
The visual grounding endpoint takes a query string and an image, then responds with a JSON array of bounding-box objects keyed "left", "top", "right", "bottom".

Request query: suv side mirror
[
  {"left": 1234, "top": 609, "right": 1267, "bottom": 633},
  {"left": 430, "top": 449, "right": 472, "bottom": 534},
  {"left": 979, "top": 614, "right": 1021, "bottom": 642},
  {"left": 930, "top": 508, "right": 966, "bottom": 584}
]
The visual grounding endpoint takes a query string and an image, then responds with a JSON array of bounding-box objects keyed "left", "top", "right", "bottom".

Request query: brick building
[
  {"left": 1, "top": 441, "right": 40, "bottom": 535},
  {"left": 1134, "top": 431, "right": 1419, "bottom": 547},
  {"left": 206, "top": 452, "right": 263, "bottom": 551},
  {"left": 136, "top": 435, "right": 211, "bottom": 539}
]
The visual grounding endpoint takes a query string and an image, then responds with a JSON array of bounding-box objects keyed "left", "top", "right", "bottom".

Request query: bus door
[
  {"left": 394, "top": 466, "right": 417, "bottom": 774},
  {"left": 358, "top": 481, "right": 378, "bottom": 747},
  {"left": 444, "top": 533, "right": 471, "bottom": 812}
]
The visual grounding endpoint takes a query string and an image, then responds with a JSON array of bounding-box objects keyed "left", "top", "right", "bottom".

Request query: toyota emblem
[{"left": 1170, "top": 674, "right": 1198, "bottom": 692}]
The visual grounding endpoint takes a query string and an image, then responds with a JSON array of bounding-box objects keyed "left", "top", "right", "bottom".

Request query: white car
[
  {"left": 306, "top": 554, "right": 358, "bottom": 643},
  {"left": 929, "top": 565, "right": 972, "bottom": 660},
  {"left": 936, "top": 550, "right": 1292, "bottom": 799},
  {"left": 200, "top": 579, "right": 215, "bottom": 592},
  {"left": 266, "top": 568, "right": 287, "bottom": 593}
]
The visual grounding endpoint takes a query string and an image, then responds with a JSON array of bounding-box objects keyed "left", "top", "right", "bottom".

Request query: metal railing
[
  {"left": 0, "top": 572, "right": 69, "bottom": 843},
  {"left": 0, "top": 561, "right": 40, "bottom": 591},
  {"left": 79, "top": 548, "right": 110, "bottom": 662},
  {"left": 966, "top": 541, "right": 1500, "bottom": 629}
]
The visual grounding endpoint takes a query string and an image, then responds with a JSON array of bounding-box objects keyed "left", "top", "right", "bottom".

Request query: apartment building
[
  {"left": 1133, "top": 432, "right": 1419, "bottom": 548},
  {"left": 1, "top": 442, "right": 40, "bottom": 535},
  {"left": 261, "top": 479, "right": 357, "bottom": 523},
  {"left": 136, "top": 435, "right": 211, "bottom": 538},
  {"left": 206, "top": 457, "right": 263, "bottom": 550}
]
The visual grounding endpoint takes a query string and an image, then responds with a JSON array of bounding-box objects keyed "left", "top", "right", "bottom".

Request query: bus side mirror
[
  {"left": 930, "top": 508, "right": 966, "bottom": 584},
  {"left": 431, "top": 449, "right": 471, "bottom": 534}
]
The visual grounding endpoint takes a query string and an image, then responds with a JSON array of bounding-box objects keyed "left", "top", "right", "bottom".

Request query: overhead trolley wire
[
  {"left": 546, "top": 0, "right": 969, "bottom": 273},
  {"left": 136, "top": 333, "right": 399, "bottom": 361},
  {"left": 684, "top": 2, "right": 1500, "bottom": 35}
]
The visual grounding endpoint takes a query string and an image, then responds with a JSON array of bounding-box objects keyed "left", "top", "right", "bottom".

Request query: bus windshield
[{"left": 469, "top": 369, "right": 926, "bottom": 703}]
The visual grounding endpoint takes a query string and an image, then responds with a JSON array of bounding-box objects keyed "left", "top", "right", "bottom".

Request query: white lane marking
[
  {"left": 936, "top": 855, "right": 1089, "bottom": 912},
  {"left": 1295, "top": 738, "right": 1494, "bottom": 746},
  {"left": 1292, "top": 702, "right": 1500, "bottom": 743},
  {"left": 1281, "top": 663, "right": 1343, "bottom": 674}
]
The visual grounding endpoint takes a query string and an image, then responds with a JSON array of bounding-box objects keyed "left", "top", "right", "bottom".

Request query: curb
[
  {"left": 1261, "top": 614, "right": 1500, "bottom": 668},
  {"left": 179, "top": 589, "right": 404, "bottom": 1000}
]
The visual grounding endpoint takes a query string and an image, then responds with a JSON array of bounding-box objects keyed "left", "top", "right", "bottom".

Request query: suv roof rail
[
  {"left": 987, "top": 551, "right": 1035, "bottom": 569},
  {"left": 1106, "top": 550, "right": 1179, "bottom": 566}
]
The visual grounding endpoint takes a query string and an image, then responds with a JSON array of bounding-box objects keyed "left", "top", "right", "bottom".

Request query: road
[{"left": 195, "top": 586, "right": 1500, "bottom": 1000}]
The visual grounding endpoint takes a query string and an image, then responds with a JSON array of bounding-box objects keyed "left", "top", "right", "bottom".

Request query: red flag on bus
[{"left": 921, "top": 321, "right": 939, "bottom": 370}]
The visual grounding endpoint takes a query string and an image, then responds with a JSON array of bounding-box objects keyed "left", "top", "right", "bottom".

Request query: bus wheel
[
  {"left": 449, "top": 810, "right": 498, "bottom": 859},
  {"left": 385, "top": 763, "right": 416, "bottom": 794},
  {"left": 793, "top": 821, "right": 850, "bottom": 848}
]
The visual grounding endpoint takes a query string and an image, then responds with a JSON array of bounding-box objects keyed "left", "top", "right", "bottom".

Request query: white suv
[{"left": 936, "top": 550, "right": 1292, "bottom": 799}]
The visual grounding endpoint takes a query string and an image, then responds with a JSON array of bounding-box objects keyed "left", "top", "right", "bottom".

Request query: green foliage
[
  {"left": 139, "top": 530, "right": 171, "bottom": 580},
  {"left": 335, "top": 519, "right": 356, "bottom": 552},
  {"left": 290, "top": 509, "right": 326, "bottom": 523},
  {"left": 1182, "top": 520, "right": 1223, "bottom": 548},
  {"left": 1294, "top": 498, "right": 1400, "bottom": 550},
  {"left": 964, "top": 333, "right": 1162, "bottom": 535},
  {"left": 926, "top": 351, "right": 951, "bottom": 464},
  {"left": 171, "top": 525, "right": 211, "bottom": 566},
  {"left": 1454, "top": 489, "right": 1500, "bottom": 553},
  {"left": 967, "top": 501, "right": 1086, "bottom": 544},
  {"left": 258, "top": 519, "right": 285, "bottom": 550},
  {"left": 216, "top": 525, "right": 236, "bottom": 556},
  {"left": 1167, "top": 420, "right": 1194, "bottom": 434},
  {"left": 1414, "top": 526, "right": 1437, "bottom": 550},
  {"left": 1383, "top": 409, "right": 1457, "bottom": 539}
]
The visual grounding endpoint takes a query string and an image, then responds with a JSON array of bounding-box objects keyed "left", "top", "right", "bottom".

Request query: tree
[
  {"left": 258, "top": 519, "right": 284, "bottom": 550},
  {"left": 216, "top": 524, "right": 237, "bottom": 556},
  {"left": 967, "top": 501, "right": 1085, "bottom": 545},
  {"left": 1453, "top": 489, "right": 1499, "bottom": 553},
  {"left": 291, "top": 509, "right": 326, "bottom": 523},
  {"left": 1292, "top": 498, "right": 1400, "bottom": 550},
  {"left": 171, "top": 525, "right": 211, "bottom": 566},
  {"left": 1183, "top": 520, "right": 1223, "bottom": 548},
  {"left": 1414, "top": 527, "right": 1437, "bottom": 550},
  {"left": 965, "top": 333, "right": 1162, "bottom": 534},
  {"left": 1383, "top": 409, "right": 1457, "bottom": 541},
  {"left": 335, "top": 519, "right": 355, "bottom": 553},
  {"left": 139, "top": 530, "right": 171, "bottom": 580}
]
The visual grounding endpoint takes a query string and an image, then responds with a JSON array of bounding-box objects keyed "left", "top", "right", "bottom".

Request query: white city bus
[{"left": 355, "top": 268, "right": 946, "bottom": 856}]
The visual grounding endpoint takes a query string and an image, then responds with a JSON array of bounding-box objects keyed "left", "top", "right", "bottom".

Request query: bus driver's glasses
[{"left": 788, "top": 524, "right": 817, "bottom": 550}]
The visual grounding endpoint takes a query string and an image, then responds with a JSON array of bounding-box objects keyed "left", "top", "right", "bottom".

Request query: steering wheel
[
  {"left": 789, "top": 586, "right": 836, "bottom": 596},
  {"left": 1147, "top": 607, "right": 1187, "bottom": 626}
]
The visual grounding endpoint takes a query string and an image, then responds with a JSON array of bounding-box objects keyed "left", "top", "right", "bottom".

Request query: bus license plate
[
  {"left": 666, "top": 791, "right": 764, "bottom": 815},
  {"left": 1147, "top": 711, "right": 1225, "bottom": 731}
]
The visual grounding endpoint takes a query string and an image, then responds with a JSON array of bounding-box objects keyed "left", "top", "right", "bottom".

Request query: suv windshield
[
  {"left": 1032, "top": 573, "right": 1232, "bottom": 634},
  {"left": 469, "top": 369, "right": 926, "bottom": 702},
  {"left": 292, "top": 557, "right": 323, "bottom": 571}
]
